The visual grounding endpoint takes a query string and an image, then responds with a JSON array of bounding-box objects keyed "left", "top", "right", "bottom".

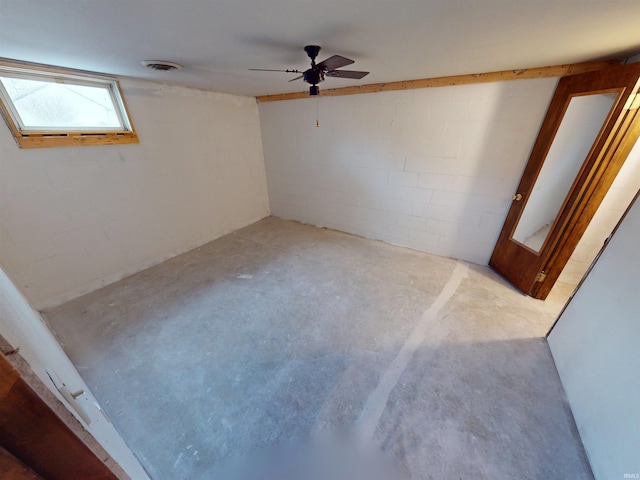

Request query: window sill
[{"left": 11, "top": 131, "right": 139, "bottom": 149}]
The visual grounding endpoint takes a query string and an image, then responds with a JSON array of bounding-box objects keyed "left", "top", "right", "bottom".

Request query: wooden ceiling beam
[{"left": 257, "top": 59, "right": 621, "bottom": 102}]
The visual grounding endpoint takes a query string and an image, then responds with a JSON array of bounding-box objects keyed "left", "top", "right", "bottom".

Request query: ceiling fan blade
[
  {"left": 316, "top": 55, "right": 354, "bottom": 71},
  {"left": 326, "top": 70, "right": 370, "bottom": 79},
  {"left": 288, "top": 75, "right": 304, "bottom": 82},
  {"left": 249, "top": 68, "right": 302, "bottom": 73}
]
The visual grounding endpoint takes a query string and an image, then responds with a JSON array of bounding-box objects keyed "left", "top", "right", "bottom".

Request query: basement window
[{"left": 0, "top": 61, "right": 138, "bottom": 148}]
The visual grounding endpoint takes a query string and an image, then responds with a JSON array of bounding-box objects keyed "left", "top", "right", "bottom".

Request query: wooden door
[
  {"left": 0, "top": 447, "right": 44, "bottom": 480},
  {"left": 490, "top": 62, "right": 640, "bottom": 299},
  {"left": 0, "top": 353, "right": 118, "bottom": 480}
]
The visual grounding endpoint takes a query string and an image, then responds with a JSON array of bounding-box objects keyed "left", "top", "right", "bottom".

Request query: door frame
[
  {"left": 489, "top": 62, "right": 640, "bottom": 299},
  {"left": 532, "top": 95, "right": 640, "bottom": 298},
  {"left": 0, "top": 351, "right": 119, "bottom": 479},
  {"left": 0, "top": 266, "right": 151, "bottom": 479}
]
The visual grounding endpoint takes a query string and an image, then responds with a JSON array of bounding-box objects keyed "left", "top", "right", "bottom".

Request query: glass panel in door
[{"left": 512, "top": 92, "right": 618, "bottom": 251}]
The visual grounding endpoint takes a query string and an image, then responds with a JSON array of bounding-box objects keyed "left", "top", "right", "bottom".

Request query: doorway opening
[{"left": 548, "top": 135, "right": 640, "bottom": 304}]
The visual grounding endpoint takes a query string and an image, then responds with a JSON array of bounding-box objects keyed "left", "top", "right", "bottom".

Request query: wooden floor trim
[{"left": 257, "top": 59, "right": 620, "bottom": 102}]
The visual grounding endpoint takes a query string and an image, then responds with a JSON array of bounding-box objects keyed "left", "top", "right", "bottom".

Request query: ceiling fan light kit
[{"left": 250, "top": 45, "right": 369, "bottom": 96}]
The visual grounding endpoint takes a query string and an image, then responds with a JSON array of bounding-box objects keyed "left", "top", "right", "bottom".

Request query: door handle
[
  {"left": 59, "top": 386, "right": 91, "bottom": 425},
  {"left": 46, "top": 370, "right": 91, "bottom": 425},
  {"left": 512, "top": 193, "right": 523, "bottom": 201}
]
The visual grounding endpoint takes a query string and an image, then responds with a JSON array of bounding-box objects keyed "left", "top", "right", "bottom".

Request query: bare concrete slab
[{"left": 44, "top": 217, "right": 592, "bottom": 479}]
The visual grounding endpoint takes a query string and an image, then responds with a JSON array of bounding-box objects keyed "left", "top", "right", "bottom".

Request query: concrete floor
[{"left": 44, "top": 217, "right": 593, "bottom": 479}]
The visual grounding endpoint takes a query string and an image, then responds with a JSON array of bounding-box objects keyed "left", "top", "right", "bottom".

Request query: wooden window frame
[{"left": 0, "top": 59, "right": 139, "bottom": 149}]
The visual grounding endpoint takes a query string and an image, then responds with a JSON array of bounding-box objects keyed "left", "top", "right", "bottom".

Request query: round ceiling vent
[{"left": 141, "top": 60, "right": 183, "bottom": 72}]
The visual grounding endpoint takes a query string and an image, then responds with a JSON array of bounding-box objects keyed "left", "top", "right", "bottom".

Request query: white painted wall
[
  {"left": 0, "top": 80, "right": 269, "bottom": 309},
  {"left": 548, "top": 194, "right": 640, "bottom": 480},
  {"left": 259, "top": 78, "right": 557, "bottom": 264},
  {"left": 0, "top": 263, "right": 150, "bottom": 479},
  {"left": 558, "top": 135, "right": 640, "bottom": 286}
]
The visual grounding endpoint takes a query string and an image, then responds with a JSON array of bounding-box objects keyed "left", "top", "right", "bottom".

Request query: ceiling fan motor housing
[{"left": 303, "top": 69, "right": 324, "bottom": 85}]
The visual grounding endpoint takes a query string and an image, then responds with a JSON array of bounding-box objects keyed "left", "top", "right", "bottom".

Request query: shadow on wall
[{"left": 447, "top": 79, "right": 557, "bottom": 263}]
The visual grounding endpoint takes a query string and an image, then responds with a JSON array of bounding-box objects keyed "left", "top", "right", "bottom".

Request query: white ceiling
[{"left": 1, "top": 0, "right": 640, "bottom": 98}]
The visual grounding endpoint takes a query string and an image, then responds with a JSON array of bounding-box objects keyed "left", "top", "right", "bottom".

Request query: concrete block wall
[
  {"left": 0, "top": 80, "right": 269, "bottom": 309},
  {"left": 259, "top": 78, "right": 558, "bottom": 264}
]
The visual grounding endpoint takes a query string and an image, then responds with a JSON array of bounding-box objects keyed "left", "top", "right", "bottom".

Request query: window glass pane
[{"left": 0, "top": 76, "right": 123, "bottom": 130}]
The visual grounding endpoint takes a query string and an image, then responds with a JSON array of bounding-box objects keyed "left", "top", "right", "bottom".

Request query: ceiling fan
[{"left": 250, "top": 45, "right": 369, "bottom": 96}]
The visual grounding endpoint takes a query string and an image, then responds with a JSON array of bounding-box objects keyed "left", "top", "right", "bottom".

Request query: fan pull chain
[{"left": 316, "top": 97, "right": 320, "bottom": 127}]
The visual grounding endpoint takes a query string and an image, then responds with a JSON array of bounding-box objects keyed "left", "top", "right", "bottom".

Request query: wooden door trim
[
  {"left": 489, "top": 62, "right": 640, "bottom": 297},
  {"left": 532, "top": 100, "right": 640, "bottom": 298}
]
